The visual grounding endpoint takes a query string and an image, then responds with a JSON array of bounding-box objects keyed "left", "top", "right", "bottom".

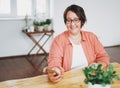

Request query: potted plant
[
  {"left": 44, "top": 18, "right": 52, "bottom": 30},
  {"left": 83, "top": 64, "right": 120, "bottom": 88},
  {"left": 33, "top": 18, "right": 52, "bottom": 31},
  {"left": 45, "top": 18, "right": 52, "bottom": 25},
  {"left": 33, "top": 20, "right": 40, "bottom": 31},
  {"left": 33, "top": 20, "right": 46, "bottom": 31}
]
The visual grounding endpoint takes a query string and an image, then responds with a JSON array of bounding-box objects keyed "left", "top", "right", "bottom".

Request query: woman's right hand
[{"left": 47, "top": 67, "right": 63, "bottom": 83}]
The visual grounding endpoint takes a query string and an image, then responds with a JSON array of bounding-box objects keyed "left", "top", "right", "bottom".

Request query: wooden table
[
  {"left": 22, "top": 30, "right": 54, "bottom": 55},
  {"left": 0, "top": 62, "right": 120, "bottom": 88}
]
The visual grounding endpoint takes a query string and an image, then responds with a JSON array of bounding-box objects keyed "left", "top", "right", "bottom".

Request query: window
[
  {"left": 0, "top": 0, "right": 11, "bottom": 14},
  {"left": 17, "top": 0, "right": 32, "bottom": 16},
  {"left": 0, "top": 0, "right": 51, "bottom": 18},
  {"left": 36, "top": 0, "right": 46, "bottom": 14}
]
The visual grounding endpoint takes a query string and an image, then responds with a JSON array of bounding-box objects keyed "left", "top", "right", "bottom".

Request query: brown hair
[{"left": 63, "top": 4, "right": 87, "bottom": 27}]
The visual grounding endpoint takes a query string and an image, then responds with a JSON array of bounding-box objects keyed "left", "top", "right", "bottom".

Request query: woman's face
[{"left": 66, "top": 11, "right": 81, "bottom": 35}]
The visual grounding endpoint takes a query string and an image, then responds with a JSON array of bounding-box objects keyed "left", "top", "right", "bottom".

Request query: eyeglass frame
[{"left": 66, "top": 18, "right": 80, "bottom": 24}]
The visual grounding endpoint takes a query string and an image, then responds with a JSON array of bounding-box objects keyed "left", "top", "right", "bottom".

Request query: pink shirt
[{"left": 48, "top": 30, "right": 110, "bottom": 73}]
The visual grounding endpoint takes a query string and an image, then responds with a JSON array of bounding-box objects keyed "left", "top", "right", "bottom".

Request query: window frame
[{"left": 0, "top": 0, "right": 51, "bottom": 20}]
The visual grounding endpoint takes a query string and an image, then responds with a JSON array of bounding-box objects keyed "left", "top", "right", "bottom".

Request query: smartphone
[
  {"left": 47, "top": 68, "right": 56, "bottom": 73},
  {"left": 47, "top": 68, "right": 58, "bottom": 76}
]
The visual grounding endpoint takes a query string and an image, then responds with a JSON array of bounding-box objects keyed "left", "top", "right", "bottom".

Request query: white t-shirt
[{"left": 70, "top": 40, "right": 88, "bottom": 69}]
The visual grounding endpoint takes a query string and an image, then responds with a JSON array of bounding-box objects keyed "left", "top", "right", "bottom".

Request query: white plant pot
[
  {"left": 88, "top": 83, "right": 110, "bottom": 88},
  {"left": 44, "top": 24, "right": 48, "bottom": 30},
  {"left": 38, "top": 26, "right": 44, "bottom": 31}
]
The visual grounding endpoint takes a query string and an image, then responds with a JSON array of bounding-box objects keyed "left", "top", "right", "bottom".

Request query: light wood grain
[{"left": 0, "top": 62, "right": 120, "bottom": 88}]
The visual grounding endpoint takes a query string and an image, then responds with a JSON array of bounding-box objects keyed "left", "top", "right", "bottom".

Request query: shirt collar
[
  {"left": 81, "top": 31, "right": 86, "bottom": 41},
  {"left": 64, "top": 30, "right": 86, "bottom": 45}
]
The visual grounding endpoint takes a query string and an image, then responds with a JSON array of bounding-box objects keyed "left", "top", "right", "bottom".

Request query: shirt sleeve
[
  {"left": 47, "top": 36, "right": 65, "bottom": 73},
  {"left": 92, "top": 33, "right": 110, "bottom": 66}
]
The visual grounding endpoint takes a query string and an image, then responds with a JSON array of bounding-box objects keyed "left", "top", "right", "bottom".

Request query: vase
[
  {"left": 44, "top": 24, "right": 48, "bottom": 30},
  {"left": 88, "top": 83, "right": 110, "bottom": 88},
  {"left": 38, "top": 26, "right": 44, "bottom": 31}
]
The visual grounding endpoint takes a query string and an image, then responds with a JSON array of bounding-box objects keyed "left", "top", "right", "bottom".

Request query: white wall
[
  {"left": 0, "top": 0, "right": 120, "bottom": 57},
  {"left": 53, "top": 0, "right": 120, "bottom": 45},
  {"left": 0, "top": 19, "right": 53, "bottom": 57}
]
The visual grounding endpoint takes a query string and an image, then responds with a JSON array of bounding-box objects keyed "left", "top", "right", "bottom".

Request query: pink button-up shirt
[{"left": 48, "top": 30, "right": 110, "bottom": 73}]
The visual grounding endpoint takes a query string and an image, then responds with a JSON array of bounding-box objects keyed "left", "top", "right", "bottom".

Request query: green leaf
[
  {"left": 98, "top": 74, "right": 103, "bottom": 80},
  {"left": 113, "top": 75, "right": 120, "bottom": 80},
  {"left": 97, "top": 64, "right": 102, "bottom": 71},
  {"left": 109, "top": 65, "right": 114, "bottom": 73},
  {"left": 90, "top": 64, "right": 96, "bottom": 69},
  {"left": 103, "top": 72, "right": 108, "bottom": 77},
  {"left": 84, "top": 79, "right": 88, "bottom": 84}
]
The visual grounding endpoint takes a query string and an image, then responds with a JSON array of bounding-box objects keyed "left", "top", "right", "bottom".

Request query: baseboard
[
  {"left": 0, "top": 53, "right": 48, "bottom": 60},
  {"left": 104, "top": 45, "right": 120, "bottom": 48}
]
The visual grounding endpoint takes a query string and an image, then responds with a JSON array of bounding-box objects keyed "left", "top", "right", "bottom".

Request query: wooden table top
[{"left": 0, "top": 62, "right": 120, "bottom": 88}]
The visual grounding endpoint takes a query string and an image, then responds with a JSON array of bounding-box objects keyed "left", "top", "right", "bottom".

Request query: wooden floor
[
  {"left": 0, "top": 54, "right": 48, "bottom": 82},
  {"left": 105, "top": 45, "right": 120, "bottom": 63},
  {"left": 0, "top": 45, "right": 120, "bottom": 82}
]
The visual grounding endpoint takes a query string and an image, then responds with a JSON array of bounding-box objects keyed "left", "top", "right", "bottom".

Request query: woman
[{"left": 46, "top": 4, "right": 110, "bottom": 83}]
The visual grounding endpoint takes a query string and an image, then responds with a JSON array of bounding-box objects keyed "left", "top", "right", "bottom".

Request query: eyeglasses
[{"left": 66, "top": 18, "right": 80, "bottom": 24}]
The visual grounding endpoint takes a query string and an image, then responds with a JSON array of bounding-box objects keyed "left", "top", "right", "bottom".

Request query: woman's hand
[{"left": 47, "top": 67, "right": 63, "bottom": 83}]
